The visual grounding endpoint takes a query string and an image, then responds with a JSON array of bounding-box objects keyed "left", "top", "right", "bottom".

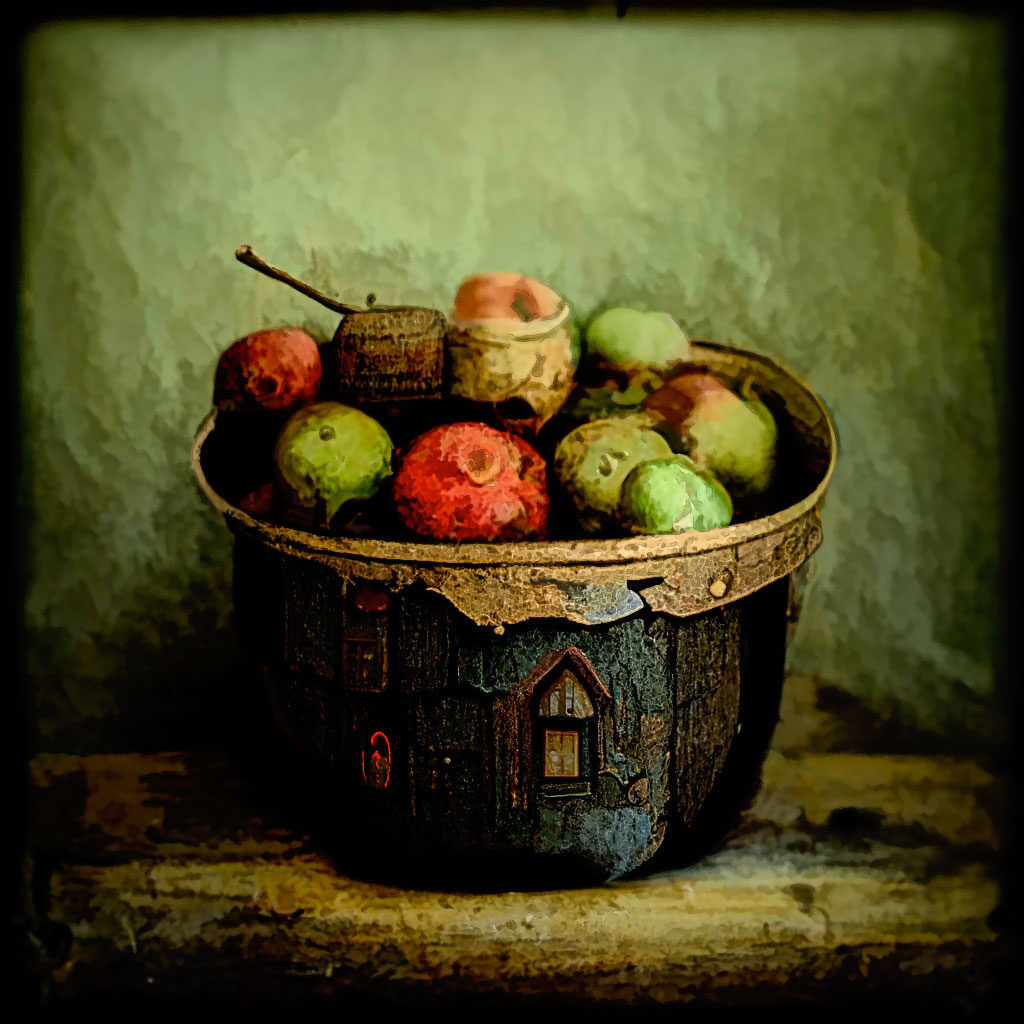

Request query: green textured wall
[{"left": 19, "top": 12, "right": 1005, "bottom": 753}]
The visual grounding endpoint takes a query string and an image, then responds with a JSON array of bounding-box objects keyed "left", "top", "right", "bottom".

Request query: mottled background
[{"left": 18, "top": 11, "right": 1006, "bottom": 753}]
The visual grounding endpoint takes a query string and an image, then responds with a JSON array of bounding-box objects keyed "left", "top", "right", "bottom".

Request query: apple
[
  {"left": 237, "top": 482, "right": 278, "bottom": 520},
  {"left": 452, "top": 272, "right": 564, "bottom": 323},
  {"left": 584, "top": 308, "right": 693, "bottom": 371},
  {"left": 448, "top": 272, "right": 575, "bottom": 437},
  {"left": 393, "top": 422, "right": 549, "bottom": 542},
  {"left": 273, "top": 401, "right": 393, "bottom": 529},
  {"left": 213, "top": 326, "right": 321, "bottom": 414},
  {"left": 621, "top": 455, "right": 733, "bottom": 534},
  {"left": 553, "top": 415, "right": 673, "bottom": 534},
  {"left": 642, "top": 372, "right": 777, "bottom": 498}
]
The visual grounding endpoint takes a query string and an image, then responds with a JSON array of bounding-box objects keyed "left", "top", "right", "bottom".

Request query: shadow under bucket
[{"left": 192, "top": 339, "right": 836, "bottom": 888}]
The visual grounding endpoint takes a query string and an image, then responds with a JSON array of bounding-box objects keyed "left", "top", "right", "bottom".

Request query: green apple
[
  {"left": 585, "top": 307, "right": 692, "bottom": 371},
  {"left": 554, "top": 415, "right": 673, "bottom": 533},
  {"left": 274, "top": 401, "right": 393, "bottom": 527},
  {"left": 621, "top": 455, "right": 733, "bottom": 534}
]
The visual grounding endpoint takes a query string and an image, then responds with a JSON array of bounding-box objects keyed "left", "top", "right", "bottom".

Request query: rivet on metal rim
[{"left": 708, "top": 571, "right": 732, "bottom": 600}]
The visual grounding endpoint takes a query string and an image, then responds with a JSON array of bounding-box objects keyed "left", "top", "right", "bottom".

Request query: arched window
[
  {"left": 537, "top": 670, "right": 595, "bottom": 781},
  {"left": 500, "top": 646, "right": 611, "bottom": 811}
]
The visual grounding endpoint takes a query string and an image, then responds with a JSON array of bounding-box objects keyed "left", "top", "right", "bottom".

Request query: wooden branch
[{"left": 235, "top": 245, "right": 365, "bottom": 316}]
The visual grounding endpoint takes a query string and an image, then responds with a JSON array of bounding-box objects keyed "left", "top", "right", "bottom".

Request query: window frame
[{"left": 534, "top": 685, "right": 598, "bottom": 799}]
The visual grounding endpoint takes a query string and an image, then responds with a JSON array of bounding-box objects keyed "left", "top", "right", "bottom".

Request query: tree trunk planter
[{"left": 192, "top": 340, "right": 836, "bottom": 888}]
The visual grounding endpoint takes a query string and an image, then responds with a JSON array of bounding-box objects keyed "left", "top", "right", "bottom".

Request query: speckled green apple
[
  {"left": 554, "top": 415, "right": 673, "bottom": 533},
  {"left": 274, "top": 401, "right": 393, "bottom": 527},
  {"left": 585, "top": 307, "right": 692, "bottom": 371},
  {"left": 622, "top": 455, "right": 733, "bottom": 534}
]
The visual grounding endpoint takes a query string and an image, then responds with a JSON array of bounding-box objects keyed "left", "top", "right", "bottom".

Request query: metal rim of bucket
[{"left": 192, "top": 339, "right": 836, "bottom": 563}]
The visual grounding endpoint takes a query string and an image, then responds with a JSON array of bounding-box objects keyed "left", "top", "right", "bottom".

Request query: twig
[{"left": 234, "top": 244, "right": 365, "bottom": 315}]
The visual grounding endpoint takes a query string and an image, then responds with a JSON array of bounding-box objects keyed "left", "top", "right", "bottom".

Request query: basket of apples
[{"left": 191, "top": 247, "right": 835, "bottom": 887}]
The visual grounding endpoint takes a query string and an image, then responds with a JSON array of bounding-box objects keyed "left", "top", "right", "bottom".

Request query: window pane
[
  {"left": 537, "top": 670, "right": 594, "bottom": 719},
  {"left": 544, "top": 729, "right": 579, "bottom": 778}
]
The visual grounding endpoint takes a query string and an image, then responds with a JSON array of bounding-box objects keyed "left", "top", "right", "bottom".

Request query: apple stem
[{"left": 235, "top": 244, "right": 365, "bottom": 315}]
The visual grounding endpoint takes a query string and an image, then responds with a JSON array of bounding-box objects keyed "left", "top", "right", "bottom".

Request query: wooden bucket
[{"left": 192, "top": 339, "right": 836, "bottom": 887}]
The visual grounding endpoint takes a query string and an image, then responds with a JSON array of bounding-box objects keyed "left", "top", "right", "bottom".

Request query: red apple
[
  {"left": 213, "top": 327, "right": 321, "bottom": 414},
  {"left": 393, "top": 422, "right": 549, "bottom": 542},
  {"left": 237, "top": 482, "right": 278, "bottom": 520}
]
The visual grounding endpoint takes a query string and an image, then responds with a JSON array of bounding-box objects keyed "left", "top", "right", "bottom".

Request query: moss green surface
[{"left": 19, "top": 12, "right": 1005, "bottom": 751}]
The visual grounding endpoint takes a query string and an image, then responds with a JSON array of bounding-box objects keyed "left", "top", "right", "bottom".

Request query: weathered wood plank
[
  {"left": 27, "top": 746, "right": 1007, "bottom": 1005},
  {"left": 43, "top": 855, "right": 1000, "bottom": 1004}
]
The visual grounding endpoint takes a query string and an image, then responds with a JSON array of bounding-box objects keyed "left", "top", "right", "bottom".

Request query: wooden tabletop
[{"left": 24, "top": 675, "right": 1011, "bottom": 1009}]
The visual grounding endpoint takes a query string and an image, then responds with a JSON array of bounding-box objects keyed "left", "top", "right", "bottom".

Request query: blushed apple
[
  {"left": 643, "top": 372, "right": 777, "bottom": 498},
  {"left": 452, "top": 272, "right": 564, "bottom": 323}
]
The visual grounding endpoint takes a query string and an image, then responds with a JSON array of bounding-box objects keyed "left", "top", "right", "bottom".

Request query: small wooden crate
[{"left": 192, "top": 340, "right": 835, "bottom": 886}]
